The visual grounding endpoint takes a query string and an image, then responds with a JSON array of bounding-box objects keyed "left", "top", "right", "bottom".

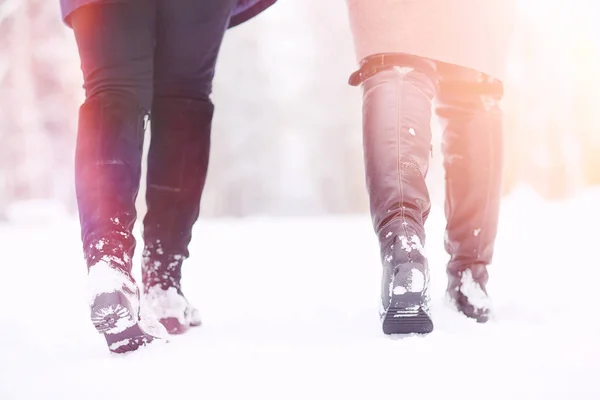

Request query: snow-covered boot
[
  {"left": 435, "top": 63, "right": 504, "bottom": 322},
  {"left": 357, "top": 56, "right": 437, "bottom": 334},
  {"left": 446, "top": 264, "right": 491, "bottom": 322},
  {"left": 141, "top": 98, "right": 213, "bottom": 334},
  {"left": 76, "top": 95, "right": 166, "bottom": 353},
  {"left": 380, "top": 234, "right": 433, "bottom": 334},
  {"left": 142, "top": 250, "right": 202, "bottom": 334},
  {"left": 88, "top": 252, "right": 168, "bottom": 353}
]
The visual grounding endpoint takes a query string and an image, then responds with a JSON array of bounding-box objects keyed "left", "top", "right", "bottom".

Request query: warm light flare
[{"left": 502, "top": 0, "right": 600, "bottom": 199}]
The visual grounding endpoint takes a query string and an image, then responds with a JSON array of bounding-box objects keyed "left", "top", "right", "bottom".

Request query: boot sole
[
  {"left": 381, "top": 291, "right": 433, "bottom": 335},
  {"left": 382, "top": 306, "right": 433, "bottom": 335},
  {"left": 91, "top": 292, "right": 157, "bottom": 354}
]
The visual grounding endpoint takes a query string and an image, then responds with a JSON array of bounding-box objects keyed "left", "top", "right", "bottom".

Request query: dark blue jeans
[{"left": 71, "top": 0, "right": 236, "bottom": 275}]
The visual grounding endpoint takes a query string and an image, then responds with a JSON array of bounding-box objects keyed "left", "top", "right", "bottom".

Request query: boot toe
[
  {"left": 447, "top": 266, "right": 492, "bottom": 322},
  {"left": 144, "top": 285, "right": 201, "bottom": 334}
]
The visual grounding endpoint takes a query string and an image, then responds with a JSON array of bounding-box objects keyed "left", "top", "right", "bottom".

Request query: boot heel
[
  {"left": 382, "top": 269, "right": 434, "bottom": 335},
  {"left": 382, "top": 293, "right": 433, "bottom": 335},
  {"left": 91, "top": 291, "right": 157, "bottom": 354},
  {"left": 382, "top": 301, "right": 433, "bottom": 335}
]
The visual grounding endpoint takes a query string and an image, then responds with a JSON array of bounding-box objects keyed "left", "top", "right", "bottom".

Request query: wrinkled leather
[
  {"left": 360, "top": 58, "right": 504, "bottom": 322},
  {"left": 435, "top": 63, "right": 504, "bottom": 275},
  {"left": 361, "top": 65, "right": 436, "bottom": 314},
  {"left": 362, "top": 66, "right": 435, "bottom": 257}
]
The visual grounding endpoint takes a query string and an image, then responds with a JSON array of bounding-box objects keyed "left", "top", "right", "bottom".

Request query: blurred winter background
[
  {"left": 0, "top": 0, "right": 598, "bottom": 221},
  {"left": 2, "top": 1, "right": 600, "bottom": 399}
]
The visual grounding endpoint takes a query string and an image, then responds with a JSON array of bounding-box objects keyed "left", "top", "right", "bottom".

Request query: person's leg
[
  {"left": 142, "top": 0, "right": 236, "bottom": 334},
  {"left": 71, "top": 1, "right": 164, "bottom": 353},
  {"left": 435, "top": 62, "right": 504, "bottom": 322},
  {"left": 356, "top": 54, "right": 436, "bottom": 334}
]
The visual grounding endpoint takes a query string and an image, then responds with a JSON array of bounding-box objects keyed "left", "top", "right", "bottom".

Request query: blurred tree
[
  {"left": 0, "top": 0, "right": 599, "bottom": 220},
  {"left": 0, "top": 0, "right": 79, "bottom": 218}
]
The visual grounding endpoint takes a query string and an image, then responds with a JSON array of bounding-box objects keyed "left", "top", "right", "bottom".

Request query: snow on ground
[{"left": 1, "top": 187, "right": 600, "bottom": 400}]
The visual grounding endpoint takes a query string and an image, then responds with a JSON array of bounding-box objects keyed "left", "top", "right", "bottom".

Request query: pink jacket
[{"left": 346, "top": 0, "right": 517, "bottom": 81}]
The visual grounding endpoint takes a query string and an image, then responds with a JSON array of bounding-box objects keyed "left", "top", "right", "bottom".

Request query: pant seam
[{"left": 396, "top": 75, "right": 410, "bottom": 244}]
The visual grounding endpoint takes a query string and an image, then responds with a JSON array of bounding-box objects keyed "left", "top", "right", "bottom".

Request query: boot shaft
[
  {"left": 436, "top": 66, "right": 504, "bottom": 271},
  {"left": 361, "top": 64, "right": 436, "bottom": 242},
  {"left": 75, "top": 94, "right": 147, "bottom": 268},
  {"left": 142, "top": 98, "right": 214, "bottom": 262}
]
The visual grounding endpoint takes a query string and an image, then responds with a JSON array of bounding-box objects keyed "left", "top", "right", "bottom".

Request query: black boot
[
  {"left": 360, "top": 59, "right": 436, "bottom": 334},
  {"left": 141, "top": 98, "right": 213, "bottom": 334},
  {"left": 76, "top": 94, "right": 166, "bottom": 353},
  {"left": 436, "top": 65, "right": 504, "bottom": 322}
]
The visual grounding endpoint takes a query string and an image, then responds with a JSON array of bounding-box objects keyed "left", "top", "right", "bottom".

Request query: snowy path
[{"left": 1, "top": 188, "right": 600, "bottom": 400}]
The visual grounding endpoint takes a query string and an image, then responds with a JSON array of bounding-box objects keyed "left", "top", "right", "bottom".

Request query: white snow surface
[{"left": 1, "top": 186, "right": 600, "bottom": 399}]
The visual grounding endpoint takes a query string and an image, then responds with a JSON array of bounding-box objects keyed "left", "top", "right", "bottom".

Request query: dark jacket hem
[{"left": 228, "top": 0, "right": 277, "bottom": 28}]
